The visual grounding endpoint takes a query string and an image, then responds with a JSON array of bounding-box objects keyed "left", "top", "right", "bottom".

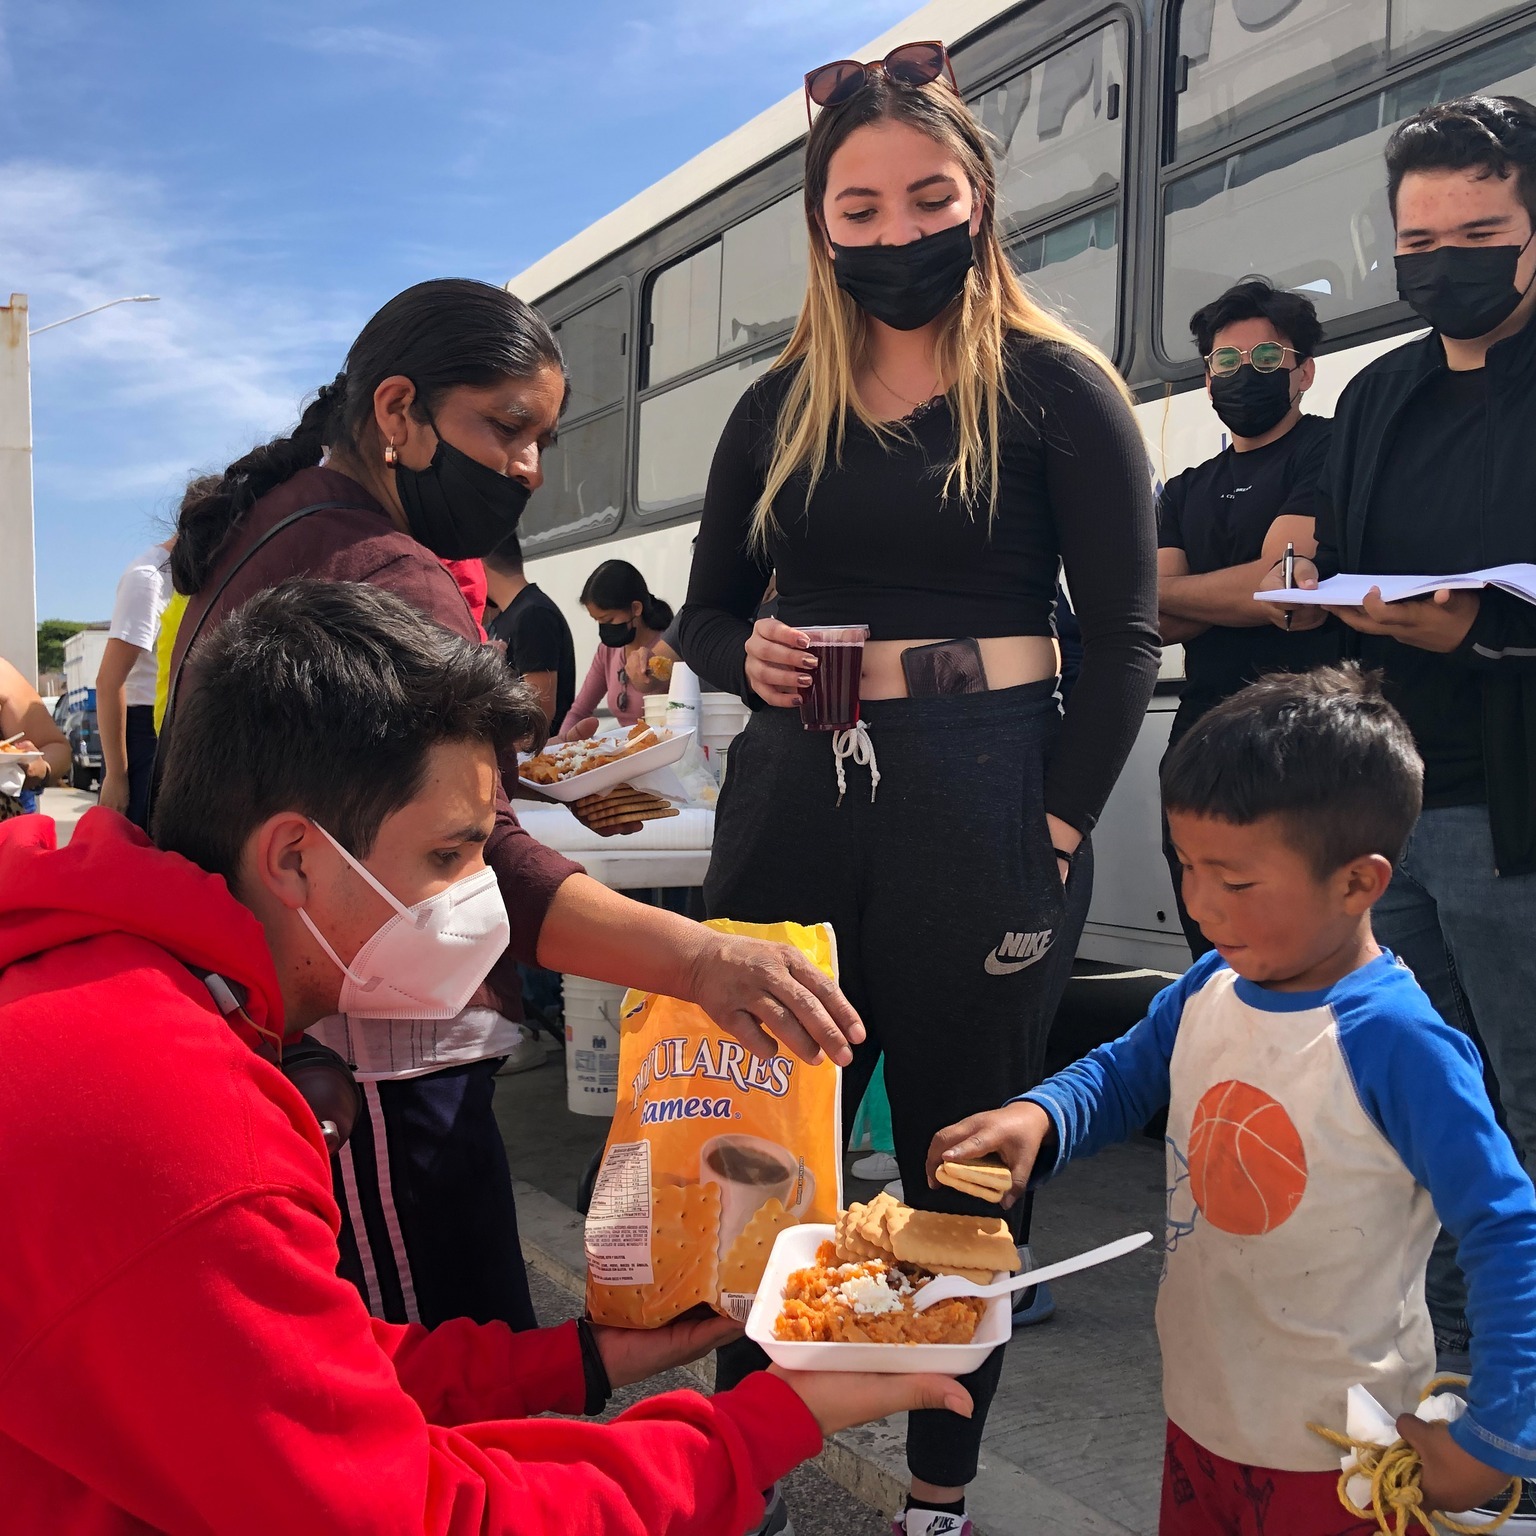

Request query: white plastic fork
[{"left": 909, "top": 1230, "right": 1155, "bottom": 1312}]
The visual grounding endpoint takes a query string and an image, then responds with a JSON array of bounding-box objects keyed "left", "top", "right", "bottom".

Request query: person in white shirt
[{"left": 97, "top": 540, "right": 173, "bottom": 827}]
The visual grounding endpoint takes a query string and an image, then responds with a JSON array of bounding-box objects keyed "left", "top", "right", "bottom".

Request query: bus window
[
  {"left": 1393, "top": 1, "right": 1528, "bottom": 55},
  {"left": 1010, "top": 206, "right": 1119, "bottom": 356},
  {"left": 1172, "top": 0, "right": 1389, "bottom": 164},
  {"left": 1161, "top": 21, "right": 1536, "bottom": 362},
  {"left": 719, "top": 195, "right": 807, "bottom": 354},
  {"left": 636, "top": 344, "right": 779, "bottom": 517},
  {"left": 645, "top": 193, "right": 807, "bottom": 389},
  {"left": 648, "top": 243, "right": 722, "bottom": 387},
  {"left": 520, "top": 409, "right": 625, "bottom": 552},
  {"left": 978, "top": 23, "right": 1128, "bottom": 233},
  {"left": 553, "top": 290, "right": 628, "bottom": 422}
]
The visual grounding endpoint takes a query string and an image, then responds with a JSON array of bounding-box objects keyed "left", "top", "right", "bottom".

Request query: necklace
[{"left": 868, "top": 360, "right": 941, "bottom": 411}]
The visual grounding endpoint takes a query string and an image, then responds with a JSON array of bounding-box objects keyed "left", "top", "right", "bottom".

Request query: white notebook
[{"left": 1255, "top": 562, "right": 1536, "bottom": 607}]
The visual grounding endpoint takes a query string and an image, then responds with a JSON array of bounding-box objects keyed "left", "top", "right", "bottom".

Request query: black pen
[{"left": 1282, "top": 540, "right": 1295, "bottom": 631}]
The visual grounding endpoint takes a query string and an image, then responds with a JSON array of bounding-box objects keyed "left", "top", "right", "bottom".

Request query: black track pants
[{"left": 706, "top": 682, "right": 1092, "bottom": 1487}]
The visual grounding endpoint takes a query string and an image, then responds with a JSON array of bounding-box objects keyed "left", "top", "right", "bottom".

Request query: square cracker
[
  {"left": 834, "top": 1207, "right": 887, "bottom": 1263},
  {"left": 587, "top": 1282, "right": 649, "bottom": 1328},
  {"left": 935, "top": 1160, "right": 1011, "bottom": 1203},
  {"left": 854, "top": 1190, "right": 901, "bottom": 1249},
  {"left": 591, "top": 1182, "right": 721, "bottom": 1329},
  {"left": 888, "top": 1207, "right": 1020, "bottom": 1273},
  {"left": 927, "top": 1263, "right": 996, "bottom": 1285},
  {"left": 719, "top": 1198, "right": 796, "bottom": 1295}
]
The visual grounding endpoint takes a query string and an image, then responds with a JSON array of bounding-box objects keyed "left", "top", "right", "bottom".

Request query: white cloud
[
  {"left": 291, "top": 24, "right": 439, "bottom": 64},
  {"left": 1, "top": 159, "right": 356, "bottom": 506}
]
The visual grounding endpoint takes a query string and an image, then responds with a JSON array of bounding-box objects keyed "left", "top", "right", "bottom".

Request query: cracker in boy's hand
[{"left": 935, "top": 1155, "right": 1013, "bottom": 1203}]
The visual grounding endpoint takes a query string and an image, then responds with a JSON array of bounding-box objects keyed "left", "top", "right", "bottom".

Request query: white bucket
[
  {"left": 700, "top": 694, "right": 751, "bottom": 779},
  {"left": 562, "top": 975, "right": 626, "bottom": 1116}
]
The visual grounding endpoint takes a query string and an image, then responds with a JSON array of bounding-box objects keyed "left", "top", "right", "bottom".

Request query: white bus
[{"left": 507, "top": 0, "right": 1536, "bottom": 968}]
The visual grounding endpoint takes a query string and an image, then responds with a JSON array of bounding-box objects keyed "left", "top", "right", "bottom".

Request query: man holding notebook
[{"left": 1276, "top": 94, "right": 1536, "bottom": 1370}]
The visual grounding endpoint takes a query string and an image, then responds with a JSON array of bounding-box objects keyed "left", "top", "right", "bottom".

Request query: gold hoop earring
[{"left": 384, "top": 438, "right": 398, "bottom": 467}]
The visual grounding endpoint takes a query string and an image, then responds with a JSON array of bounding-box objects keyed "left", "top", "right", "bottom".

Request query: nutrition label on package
[{"left": 585, "top": 1141, "right": 654, "bottom": 1285}]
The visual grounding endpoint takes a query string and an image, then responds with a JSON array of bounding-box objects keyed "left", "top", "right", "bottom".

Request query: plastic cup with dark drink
[{"left": 797, "top": 624, "right": 869, "bottom": 731}]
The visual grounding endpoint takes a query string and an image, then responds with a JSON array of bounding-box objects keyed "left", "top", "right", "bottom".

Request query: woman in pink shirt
[{"left": 559, "top": 559, "right": 674, "bottom": 736}]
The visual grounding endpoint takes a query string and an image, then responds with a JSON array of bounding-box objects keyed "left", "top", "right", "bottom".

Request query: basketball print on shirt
[{"left": 1186, "top": 1080, "right": 1308, "bottom": 1236}]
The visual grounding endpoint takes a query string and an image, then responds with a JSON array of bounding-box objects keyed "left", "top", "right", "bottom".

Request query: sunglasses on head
[
  {"left": 803, "top": 40, "right": 957, "bottom": 128},
  {"left": 1204, "top": 342, "right": 1299, "bottom": 377}
]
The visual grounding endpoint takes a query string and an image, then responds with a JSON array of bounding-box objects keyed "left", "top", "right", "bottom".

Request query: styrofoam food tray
[
  {"left": 519, "top": 730, "right": 692, "bottom": 802},
  {"left": 744, "top": 1223, "right": 1009, "bottom": 1374},
  {"left": 0, "top": 750, "right": 43, "bottom": 761}
]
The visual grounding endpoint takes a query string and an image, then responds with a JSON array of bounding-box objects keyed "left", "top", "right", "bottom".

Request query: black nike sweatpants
[{"left": 705, "top": 680, "right": 1091, "bottom": 1488}]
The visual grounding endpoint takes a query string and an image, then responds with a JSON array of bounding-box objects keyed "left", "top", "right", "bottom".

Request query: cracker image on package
[{"left": 585, "top": 919, "right": 844, "bottom": 1326}]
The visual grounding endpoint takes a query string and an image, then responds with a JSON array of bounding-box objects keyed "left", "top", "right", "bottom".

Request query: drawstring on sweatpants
[{"left": 832, "top": 721, "right": 880, "bottom": 807}]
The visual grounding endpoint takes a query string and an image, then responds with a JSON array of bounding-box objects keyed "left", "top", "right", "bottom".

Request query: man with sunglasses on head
[
  {"left": 1266, "top": 95, "right": 1536, "bottom": 1411},
  {"left": 1156, "top": 277, "right": 1339, "bottom": 956}
]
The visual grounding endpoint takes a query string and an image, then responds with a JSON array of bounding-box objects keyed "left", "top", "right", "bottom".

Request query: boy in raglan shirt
[{"left": 929, "top": 666, "right": 1536, "bottom": 1533}]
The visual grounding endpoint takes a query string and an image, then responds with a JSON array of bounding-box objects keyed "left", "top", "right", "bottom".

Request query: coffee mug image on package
[{"left": 583, "top": 919, "right": 844, "bottom": 1325}]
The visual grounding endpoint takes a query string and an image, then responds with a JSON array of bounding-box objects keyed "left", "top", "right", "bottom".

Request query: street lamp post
[
  {"left": 29, "top": 294, "right": 161, "bottom": 337},
  {"left": 0, "top": 293, "right": 161, "bottom": 686}
]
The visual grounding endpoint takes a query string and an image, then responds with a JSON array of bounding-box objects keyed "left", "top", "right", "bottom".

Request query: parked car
[{"left": 64, "top": 707, "right": 102, "bottom": 791}]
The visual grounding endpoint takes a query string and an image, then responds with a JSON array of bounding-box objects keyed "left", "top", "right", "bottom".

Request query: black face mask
[
  {"left": 1395, "top": 236, "right": 1535, "bottom": 341},
  {"left": 598, "top": 621, "right": 636, "bottom": 647},
  {"left": 831, "top": 221, "right": 975, "bottom": 331},
  {"left": 1209, "top": 363, "right": 1295, "bottom": 440},
  {"left": 394, "top": 416, "right": 531, "bottom": 560}
]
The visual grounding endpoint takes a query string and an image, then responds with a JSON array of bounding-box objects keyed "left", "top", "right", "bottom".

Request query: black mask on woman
[
  {"left": 1210, "top": 364, "right": 1295, "bottom": 440},
  {"left": 831, "top": 221, "right": 976, "bottom": 331},
  {"left": 1395, "top": 235, "right": 1536, "bottom": 341},
  {"left": 598, "top": 621, "right": 636, "bottom": 647},
  {"left": 394, "top": 415, "right": 531, "bottom": 560}
]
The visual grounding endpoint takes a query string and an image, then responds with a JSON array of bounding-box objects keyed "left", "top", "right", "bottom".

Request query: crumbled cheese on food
[{"left": 837, "top": 1273, "right": 905, "bottom": 1315}]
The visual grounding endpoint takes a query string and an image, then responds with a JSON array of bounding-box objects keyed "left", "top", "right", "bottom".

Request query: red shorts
[{"left": 1160, "top": 1420, "right": 1379, "bottom": 1535}]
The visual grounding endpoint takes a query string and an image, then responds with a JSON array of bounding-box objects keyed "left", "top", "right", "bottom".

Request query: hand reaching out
[{"left": 926, "top": 1101, "right": 1055, "bottom": 1210}]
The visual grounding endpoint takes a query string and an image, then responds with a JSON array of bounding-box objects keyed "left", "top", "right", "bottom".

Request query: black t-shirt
[
  {"left": 487, "top": 583, "right": 576, "bottom": 730},
  {"left": 1158, "top": 414, "right": 1338, "bottom": 721},
  {"left": 1359, "top": 368, "right": 1490, "bottom": 807},
  {"left": 676, "top": 338, "right": 1161, "bottom": 836}
]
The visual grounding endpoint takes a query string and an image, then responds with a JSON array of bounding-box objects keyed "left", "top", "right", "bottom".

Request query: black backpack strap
[{"left": 150, "top": 501, "right": 356, "bottom": 816}]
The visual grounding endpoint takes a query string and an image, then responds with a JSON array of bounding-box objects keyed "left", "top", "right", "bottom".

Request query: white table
[{"left": 514, "top": 802, "right": 715, "bottom": 890}]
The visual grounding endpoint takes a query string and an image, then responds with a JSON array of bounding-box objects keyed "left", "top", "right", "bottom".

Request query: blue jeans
[{"left": 1372, "top": 803, "right": 1536, "bottom": 1348}]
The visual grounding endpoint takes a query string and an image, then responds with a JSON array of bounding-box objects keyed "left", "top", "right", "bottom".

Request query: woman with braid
[{"left": 154, "top": 277, "right": 866, "bottom": 1333}]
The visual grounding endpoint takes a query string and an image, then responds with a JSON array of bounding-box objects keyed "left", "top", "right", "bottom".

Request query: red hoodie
[{"left": 0, "top": 811, "right": 820, "bottom": 1534}]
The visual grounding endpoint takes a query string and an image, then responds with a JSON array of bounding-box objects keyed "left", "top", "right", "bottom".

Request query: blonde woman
[{"left": 676, "top": 43, "right": 1158, "bottom": 1536}]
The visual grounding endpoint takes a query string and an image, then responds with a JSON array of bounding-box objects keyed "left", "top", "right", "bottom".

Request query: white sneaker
[
  {"left": 883, "top": 1178, "right": 905, "bottom": 1200},
  {"left": 851, "top": 1151, "right": 900, "bottom": 1181},
  {"left": 496, "top": 1028, "right": 548, "bottom": 1075}
]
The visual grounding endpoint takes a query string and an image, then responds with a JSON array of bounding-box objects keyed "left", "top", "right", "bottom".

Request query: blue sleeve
[
  {"left": 1334, "top": 962, "right": 1536, "bottom": 1478},
  {"left": 1015, "top": 952, "right": 1227, "bottom": 1179}
]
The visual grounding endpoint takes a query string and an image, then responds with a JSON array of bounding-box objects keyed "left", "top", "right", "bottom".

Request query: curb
[{"left": 512, "top": 1179, "right": 1138, "bottom": 1536}]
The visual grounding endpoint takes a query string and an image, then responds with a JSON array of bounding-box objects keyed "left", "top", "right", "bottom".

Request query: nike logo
[
  {"left": 909, "top": 1517, "right": 968, "bottom": 1536},
  {"left": 984, "top": 929, "right": 1054, "bottom": 975}
]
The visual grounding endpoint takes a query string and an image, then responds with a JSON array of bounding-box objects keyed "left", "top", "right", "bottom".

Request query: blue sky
[{"left": 3, "top": 0, "right": 911, "bottom": 621}]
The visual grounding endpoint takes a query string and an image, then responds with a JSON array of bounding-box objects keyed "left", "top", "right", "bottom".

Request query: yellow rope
[{"left": 1306, "top": 1377, "right": 1521, "bottom": 1534}]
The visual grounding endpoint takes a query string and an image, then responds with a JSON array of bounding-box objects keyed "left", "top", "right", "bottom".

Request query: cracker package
[{"left": 585, "top": 919, "right": 843, "bottom": 1326}]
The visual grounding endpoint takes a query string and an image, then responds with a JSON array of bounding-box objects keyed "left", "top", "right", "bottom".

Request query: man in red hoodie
[{"left": 0, "top": 580, "right": 967, "bottom": 1535}]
